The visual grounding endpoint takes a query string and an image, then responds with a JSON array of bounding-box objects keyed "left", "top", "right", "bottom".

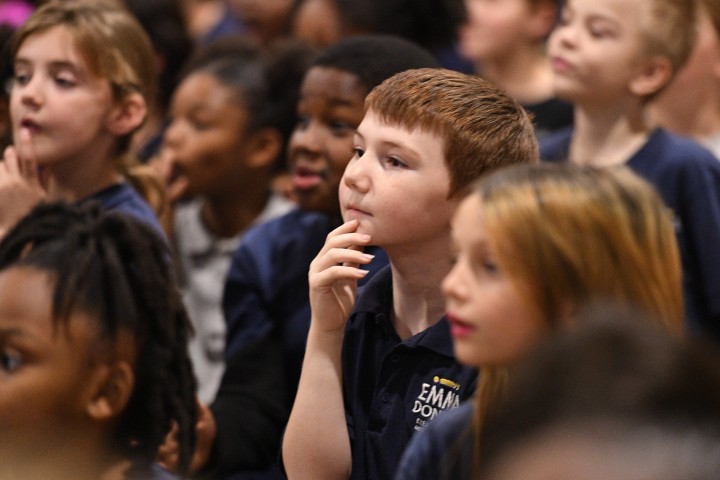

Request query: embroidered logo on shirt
[{"left": 412, "top": 376, "right": 461, "bottom": 430}]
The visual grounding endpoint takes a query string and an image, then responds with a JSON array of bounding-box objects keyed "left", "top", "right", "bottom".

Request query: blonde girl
[{"left": 0, "top": 0, "right": 164, "bottom": 235}]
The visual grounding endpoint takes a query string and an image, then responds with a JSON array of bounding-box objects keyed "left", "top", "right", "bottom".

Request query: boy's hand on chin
[{"left": 309, "top": 219, "right": 375, "bottom": 333}]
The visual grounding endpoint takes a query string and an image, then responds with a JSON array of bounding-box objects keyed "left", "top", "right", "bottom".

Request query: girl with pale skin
[
  {"left": 396, "top": 162, "right": 684, "bottom": 480},
  {"left": 0, "top": 0, "right": 164, "bottom": 237}
]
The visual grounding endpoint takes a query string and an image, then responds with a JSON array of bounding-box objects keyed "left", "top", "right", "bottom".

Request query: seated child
[
  {"left": 161, "top": 36, "right": 311, "bottom": 403},
  {"left": 0, "top": 201, "right": 196, "bottom": 479},
  {"left": 540, "top": 0, "right": 720, "bottom": 343},
  {"left": 480, "top": 304, "right": 720, "bottom": 480},
  {"left": 650, "top": 0, "right": 720, "bottom": 158},
  {"left": 394, "top": 163, "right": 684, "bottom": 480},
  {"left": 0, "top": 0, "right": 167, "bottom": 235},
  {"left": 458, "top": 0, "right": 574, "bottom": 137},
  {"left": 282, "top": 67, "right": 539, "bottom": 480},
  {"left": 205, "top": 35, "right": 437, "bottom": 478}
]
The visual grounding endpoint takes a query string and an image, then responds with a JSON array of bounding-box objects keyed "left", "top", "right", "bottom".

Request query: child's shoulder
[
  {"left": 84, "top": 182, "right": 164, "bottom": 234},
  {"left": 631, "top": 129, "right": 720, "bottom": 175},
  {"left": 539, "top": 126, "right": 573, "bottom": 162}
]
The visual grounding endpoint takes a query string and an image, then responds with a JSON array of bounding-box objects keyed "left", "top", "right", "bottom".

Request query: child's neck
[
  {"left": 45, "top": 146, "right": 123, "bottom": 202},
  {"left": 477, "top": 46, "right": 554, "bottom": 104},
  {"left": 200, "top": 178, "right": 274, "bottom": 239},
  {"left": 650, "top": 87, "right": 720, "bottom": 141},
  {"left": 5, "top": 439, "right": 129, "bottom": 480},
  {"left": 569, "top": 101, "right": 651, "bottom": 167},
  {"left": 386, "top": 235, "right": 453, "bottom": 340}
]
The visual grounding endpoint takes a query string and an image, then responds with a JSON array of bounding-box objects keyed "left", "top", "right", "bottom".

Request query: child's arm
[
  {"left": 283, "top": 219, "right": 374, "bottom": 479},
  {"left": 0, "top": 130, "right": 46, "bottom": 238}
]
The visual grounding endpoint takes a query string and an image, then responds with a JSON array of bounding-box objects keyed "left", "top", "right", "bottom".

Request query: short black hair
[
  {"left": 335, "top": 0, "right": 465, "bottom": 52},
  {"left": 179, "top": 35, "right": 315, "bottom": 173},
  {"left": 312, "top": 34, "right": 439, "bottom": 94}
]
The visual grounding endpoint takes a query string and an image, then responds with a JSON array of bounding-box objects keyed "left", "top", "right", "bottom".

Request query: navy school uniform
[
  {"left": 343, "top": 266, "right": 478, "bottom": 480},
  {"left": 82, "top": 182, "right": 164, "bottom": 234},
  {"left": 213, "top": 209, "right": 388, "bottom": 477},
  {"left": 394, "top": 402, "right": 474, "bottom": 480},
  {"left": 222, "top": 208, "right": 388, "bottom": 398},
  {"left": 541, "top": 128, "right": 720, "bottom": 343}
]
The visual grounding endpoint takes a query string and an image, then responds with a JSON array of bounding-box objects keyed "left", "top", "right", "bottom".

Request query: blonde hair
[
  {"left": 13, "top": 0, "right": 165, "bottom": 214},
  {"left": 365, "top": 68, "right": 539, "bottom": 197},
  {"left": 469, "top": 162, "right": 683, "bottom": 472},
  {"left": 640, "top": 0, "right": 698, "bottom": 75}
]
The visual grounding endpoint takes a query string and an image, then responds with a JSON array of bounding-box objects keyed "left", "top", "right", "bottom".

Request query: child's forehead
[
  {"left": 0, "top": 267, "right": 98, "bottom": 345},
  {"left": 358, "top": 109, "right": 442, "bottom": 141},
  {"left": 564, "top": 0, "right": 650, "bottom": 15},
  {"left": 304, "top": 66, "right": 365, "bottom": 95},
  {"left": 356, "top": 109, "right": 448, "bottom": 167},
  {"left": 16, "top": 25, "right": 93, "bottom": 71}
]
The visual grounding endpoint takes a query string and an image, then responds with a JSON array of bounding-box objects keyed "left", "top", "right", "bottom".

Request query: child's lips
[
  {"left": 343, "top": 203, "right": 371, "bottom": 218},
  {"left": 291, "top": 166, "right": 325, "bottom": 191},
  {"left": 19, "top": 118, "right": 41, "bottom": 134},
  {"left": 447, "top": 312, "right": 475, "bottom": 339},
  {"left": 551, "top": 56, "right": 573, "bottom": 74}
]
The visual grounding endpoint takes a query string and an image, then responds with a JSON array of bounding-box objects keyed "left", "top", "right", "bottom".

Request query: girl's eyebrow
[{"left": 14, "top": 57, "right": 82, "bottom": 73}]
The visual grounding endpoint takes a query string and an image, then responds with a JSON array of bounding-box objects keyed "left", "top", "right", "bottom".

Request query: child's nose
[
  {"left": 162, "top": 120, "right": 183, "bottom": 148},
  {"left": 342, "top": 153, "right": 370, "bottom": 192},
  {"left": 551, "top": 23, "right": 576, "bottom": 47},
  {"left": 19, "top": 78, "right": 43, "bottom": 107},
  {"left": 441, "top": 264, "right": 464, "bottom": 300},
  {"left": 290, "top": 119, "right": 323, "bottom": 155}
]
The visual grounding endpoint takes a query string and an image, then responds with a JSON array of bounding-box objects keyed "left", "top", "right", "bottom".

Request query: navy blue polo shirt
[
  {"left": 222, "top": 208, "right": 388, "bottom": 397},
  {"left": 82, "top": 182, "right": 164, "bottom": 235},
  {"left": 342, "top": 266, "right": 478, "bottom": 480},
  {"left": 542, "top": 128, "right": 720, "bottom": 343}
]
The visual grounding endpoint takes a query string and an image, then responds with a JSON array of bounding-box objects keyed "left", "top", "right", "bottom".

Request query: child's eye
[
  {"left": 587, "top": 20, "right": 615, "bottom": 39},
  {"left": 329, "top": 120, "right": 352, "bottom": 136},
  {"left": 588, "top": 27, "right": 611, "bottom": 39},
  {"left": 189, "top": 116, "right": 212, "bottom": 131},
  {"left": 481, "top": 260, "right": 499, "bottom": 275},
  {"left": 352, "top": 146, "right": 365, "bottom": 158},
  {"left": 13, "top": 72, "right": 30, "bottom": 87},
  {"left": 385, "top": 156, "right": 406, "bottom": 168},
  {"left": 295, "top": 115, "right": 310, "bottom": 130},
  {"left": 54, "top": 76, "right": 76, "bottom": 88},
  {"left": 0, "top": 349, "right": 23, "bottom": 373}
]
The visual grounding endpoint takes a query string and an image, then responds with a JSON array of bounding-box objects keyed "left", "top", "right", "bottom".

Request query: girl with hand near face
[{"left": 0, "top": 0, "right": 166, "bottom": 236}]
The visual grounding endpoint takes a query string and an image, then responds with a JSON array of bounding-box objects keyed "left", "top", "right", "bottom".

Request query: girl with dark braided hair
[{"left": 0, "top": 201, "right": 196, "bottom": 480}]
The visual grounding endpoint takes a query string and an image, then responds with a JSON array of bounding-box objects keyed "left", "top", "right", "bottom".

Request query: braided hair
[{"left": 0, "top": 201, "right": 197, "bottom": 475}]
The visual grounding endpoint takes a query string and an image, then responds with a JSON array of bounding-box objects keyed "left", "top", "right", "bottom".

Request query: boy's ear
[
  {"left": 629, "top": 56, "right": 673, "bottom": 97},
  {"left": 106, "top": 92, "right": 148, "bottom": 136},
  {"left": 245, "top": 128, "right": 282, "bottom": 169},
  {"left": 85, "top": 361, "right": 135, "bottom": 421}
]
